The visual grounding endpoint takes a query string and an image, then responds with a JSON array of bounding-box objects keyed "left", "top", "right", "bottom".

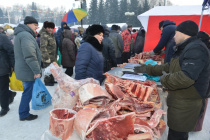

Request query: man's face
[
  {"left": 27, "top": 23, "right": 39, "bottom": 33},
  {"left": 0, "top": 28, "right": 4, "bottom": 33},
  {"left": 46, "top": 27, "right": 54, "bottom": 34},
  {"left": 160, "top": 27, "right": 163, "bottom": 31},
  {"left": 63, "top": 24, "right": 67, "bottom": 28},
  {"left": 174, "top": 31, "right": 186, "bottom": 45},
  {"left": 74, "top": 32, "right": 78, "bottom": 36}
]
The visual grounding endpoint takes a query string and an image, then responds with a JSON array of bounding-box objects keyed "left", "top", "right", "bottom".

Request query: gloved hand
[
  {"left": 150, "top": 50, "right": 155, "bottom": 55},
  {"left": 45, "top": 59, "right": 51, "bottom": 63},
  {"left": 160, "top": 71, "right": 167, "bottom": 81},
  {"left": 134, "top": 64, "right": 147, "bottom": 73}
]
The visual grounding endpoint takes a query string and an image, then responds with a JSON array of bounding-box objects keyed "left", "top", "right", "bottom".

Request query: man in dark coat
[
  {"left": 109, "top": 25, "right": 124, "bottom": 64},
  {"left": 75, "top": 25, "right": 105, "bottom": 84},
  {"left": 56, "top": 21, "right": 67, "bottom": 53},
  {"left": 151, "top": 20, "right": 176, "bottom": 63},
  {"left": 102, "top": 25, "right": 117, "bottom": 72},
  {"left": 0, "top": 33, "right": 15, "bottom": 116},
  {"left": 61, "top": 30, "right": 75, "bottom": 76},
  {"left": 134, "top": 27, "right": 146, "bottom": 54},
  {"left": 134, "top": 20, "right": 210, "bottom": 140}
]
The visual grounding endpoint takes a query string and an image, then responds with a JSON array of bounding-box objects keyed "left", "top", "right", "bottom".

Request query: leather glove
[
  {"left": 150, "top": 50, "right": 155, "bottom": 55},
  {"left": 134, "top": 64, "right": 147, "bottom": 73},
  {"left": 160, "top": 71, "right": 167, "bottom": 81}
]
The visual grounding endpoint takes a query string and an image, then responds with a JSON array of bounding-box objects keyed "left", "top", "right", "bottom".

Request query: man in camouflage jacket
[{"left": 40, "top": 21, "right": 57, "bottom": 86}]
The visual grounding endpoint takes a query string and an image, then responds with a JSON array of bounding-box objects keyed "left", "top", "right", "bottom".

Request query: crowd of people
[{"left": 0, "top": 15, "right": 210, "bottom": 140}]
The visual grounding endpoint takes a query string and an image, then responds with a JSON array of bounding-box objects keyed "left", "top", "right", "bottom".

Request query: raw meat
[
  {"left": 49, "top": 108, "right": 77, "bottom": 140},
  {"left": 148, "top": 109, "right": 166, "bottom": 128},
  {"left": 78, "top": 83, "right": 112, "bottom": 105},
  {"left": 91, "top": 112, "right": 136, "bottom": 140},
  {"left": 127, "top": 132, "right": 153, "bottom": 140},
  {"left": 105, "top": 82, "right": 125, "bottom": 99},
  {"left": 74, "top": 107, "right": 102, "bottom": 140}
]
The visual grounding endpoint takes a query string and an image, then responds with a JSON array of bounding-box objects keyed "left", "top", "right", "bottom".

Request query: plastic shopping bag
[
  {"left": 9, "top": 72, "right": 23, "bottom": 91},
  {"left": 32, "top": 78, "right": 52, "bottom": 110}
]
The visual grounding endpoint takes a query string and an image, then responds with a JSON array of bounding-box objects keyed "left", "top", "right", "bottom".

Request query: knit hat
[
  {"left": 86, "top": 24, "right": 104, "bottom": 36},
  {"left": 176, "top": 20, "right": 198, "bottom": 36},
  {"left": 74, "top": 29, "right": 79, "bottom": 33},
  {"left": 24, "top": 16, "right": 38, "bottom": 25}
]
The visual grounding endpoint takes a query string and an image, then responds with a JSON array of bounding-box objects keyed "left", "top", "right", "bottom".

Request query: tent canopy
[{"left": 137, "top": 5, "right": 210, "bottom": 52}]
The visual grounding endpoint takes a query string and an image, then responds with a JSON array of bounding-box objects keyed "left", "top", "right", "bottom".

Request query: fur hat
[
  {"left": 24, "top": 16, "right": 38, "bottom": 25},
  {"left": 86, "top": 24, "right": 104, "bottom": 36},
  {"left": 176, "top": 20, "right": 198, "bottom": 36}
]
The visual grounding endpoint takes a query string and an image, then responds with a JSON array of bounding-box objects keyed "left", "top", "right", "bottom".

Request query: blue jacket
[
  {"left": 56, "top": 21, "right": 67, "bottom": 51},
  {"left": 75, "top": 36, "right": 104, "bottom": 84},
  {"left": 153, "top": 20, "right": 176, "bottom": 63}
]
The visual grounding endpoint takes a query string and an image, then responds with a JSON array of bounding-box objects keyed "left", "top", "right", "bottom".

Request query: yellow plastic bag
[{"left": 9, "top": 72, "right": 23, "bottom": 91}]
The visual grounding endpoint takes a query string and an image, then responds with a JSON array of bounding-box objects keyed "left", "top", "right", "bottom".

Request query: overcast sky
[{"left": 0, "top": 0, "right": 204, "bottom": 11}]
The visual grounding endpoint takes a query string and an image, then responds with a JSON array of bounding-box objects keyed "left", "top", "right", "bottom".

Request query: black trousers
[
  {"left": 116, "top": 57, "right": 122, "bottom": 64},
  {"left": 168, "top": 128, "right": 189, "bottom": 140},
  {"left": 0, "top": 74, "right": 10, "bottom": 110},
  {"left": 122, "top": 52, "right": 131, "bottom": 63},
  {"left": 44, "top": 74, "right": 54, "bottom": 84},
  {"left": 64, "top": 67, "right": 73, "bottom": 77}
]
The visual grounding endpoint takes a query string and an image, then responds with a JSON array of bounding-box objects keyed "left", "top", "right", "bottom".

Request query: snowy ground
[{"left": 0, "top": 71, "right": 210, "bottom": 140}]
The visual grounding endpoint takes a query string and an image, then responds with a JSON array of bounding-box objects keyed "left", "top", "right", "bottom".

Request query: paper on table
[
  {"left": 121, "top": 74, "right": 147, "bottom": 81},
  {"left": 123, "top": 63, "right": 141, "bottom": 69}
]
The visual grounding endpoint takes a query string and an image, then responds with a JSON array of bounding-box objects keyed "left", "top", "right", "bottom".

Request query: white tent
[
  {"left": 137, "top": 5, "right": 210, "bottom": 51},
  {"left": 137, "top": 5, "right": 210, "bottom": 32}
]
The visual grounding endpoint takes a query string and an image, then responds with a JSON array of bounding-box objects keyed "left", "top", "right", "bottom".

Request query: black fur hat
[
  {"left": 43, "top": 21, "right": 55, "bottom": 29},
  {"left": 86, "top": 24, "right": 104, "bottom": 36},
  {"left": 176, "top": 20, "right": 198, "bottom": 36}
]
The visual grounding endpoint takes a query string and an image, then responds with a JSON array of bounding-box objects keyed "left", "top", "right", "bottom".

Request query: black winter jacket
[
  {"left": 102, "top": 29, "right": 117, "bottom": 72},
  {"left": 0, "top": 33, "right": 15, "bottom": 76},
  {"left": 134, "top": 29, "right": 146, "bottom": 54}
]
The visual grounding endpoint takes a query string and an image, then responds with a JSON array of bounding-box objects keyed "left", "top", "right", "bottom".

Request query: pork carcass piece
[
  {"left": 74, "top": 107, "right": 102, "bottom": 140},
  {"left": 104, "top": 82, "right": 126, "bottom": 99},
  {"left": 49, "top": 108, "right": 77, "bottom": 140},
  {"left": 78, "top": 83, "right": 112, "bottom": 105},
  {"left": 153, "top": 119, "right": 166, "bottom": 139},
  {"left": 90, "top": 112, "right": 136, "bottom": 140},
  {"left": 148, "top": 109, "right": 166, "bottom": 128},
  {"left": 127, "top": 132, "right": 153, "bottom": 140}
]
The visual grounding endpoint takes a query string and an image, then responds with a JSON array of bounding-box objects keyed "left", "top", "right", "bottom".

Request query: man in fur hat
[{"left": 40, "top": 21, "right": 57, "bottom": 86}]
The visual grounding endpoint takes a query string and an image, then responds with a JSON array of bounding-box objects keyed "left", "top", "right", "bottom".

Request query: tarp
[{"left": 137, "top": 5, "right": 210, "bottom": 51}]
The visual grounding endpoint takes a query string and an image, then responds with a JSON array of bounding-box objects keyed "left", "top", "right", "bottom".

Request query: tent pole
[{"left": 198, "top": 6, "right": 205, "bottom": 31}]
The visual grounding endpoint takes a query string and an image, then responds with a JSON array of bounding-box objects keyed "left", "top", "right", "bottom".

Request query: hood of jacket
[
  {"left": 63, "top": 30, "right": 71, "bottom": 39},
  {"left": 14, "top": 24, "right": 36, "bottom": 38},
  {"left": 163, "top": 20, "right": 176, "bottom": 28},
  {"left": 60, "top": 21, "right": 67, "bottom": 31}
]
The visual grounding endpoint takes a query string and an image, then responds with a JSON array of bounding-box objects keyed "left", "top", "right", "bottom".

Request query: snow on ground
[{"left": 0, "top": 71, "right": 210, "bottom": 140}]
